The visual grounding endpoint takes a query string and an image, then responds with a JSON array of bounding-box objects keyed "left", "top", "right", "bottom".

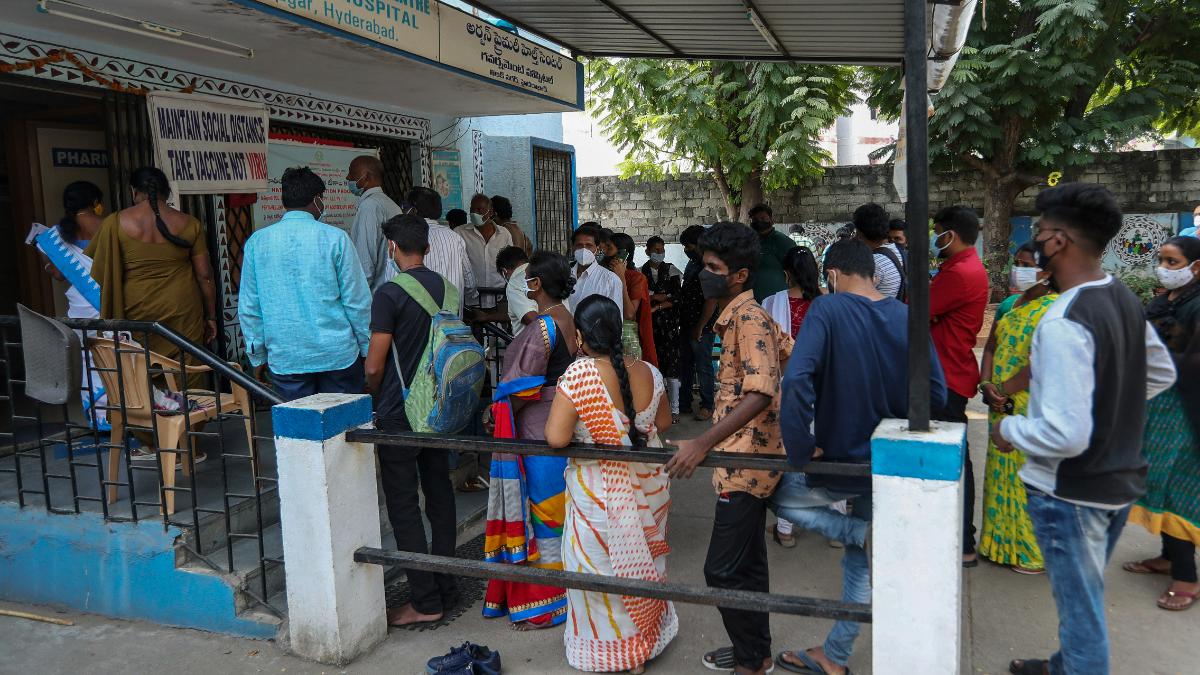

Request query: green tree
[
  {"left": 865, "top": 0, "right": 1200, "bottom": 298},
  {"left": 586, "top": 59, "right": 856, "bottom": 222}
]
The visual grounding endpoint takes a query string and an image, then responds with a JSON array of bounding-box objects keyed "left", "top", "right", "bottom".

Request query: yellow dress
[{"left": 979, "top": 293, "right": 1057, "bottom": 570}]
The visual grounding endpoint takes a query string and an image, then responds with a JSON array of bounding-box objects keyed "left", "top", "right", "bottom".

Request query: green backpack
[{"left": 390, "top": 273, "right": 486, "bottom": 434}]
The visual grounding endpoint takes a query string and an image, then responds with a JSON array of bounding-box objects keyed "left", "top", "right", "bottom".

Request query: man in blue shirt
[
  {"left": 239, "top": 167, "right": 372, "bottom": 401},
  {"left": 773, "top": 238, "right": 947, "bottom": 675}
]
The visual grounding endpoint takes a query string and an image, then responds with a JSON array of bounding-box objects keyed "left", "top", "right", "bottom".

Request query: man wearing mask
[
  {"left": 996, "top": 184, "right": 1175, "bottom": 675},
  {"left": 568, "top": 223, "right": 624, "bottom": 311},
  {"left": 677, "top": 225, "right": 718, "bottom": 421},
  {"left": 458, "top": 193, "right": 512, "bottom": 310},
  {"left": 748, "top": 203, "right": 794, "bottom": 302},
  {"left": 408, "top": 186, "right": 479, "bottom": 314},
  {"left": 928, "top": 205, "right": 990, "bottom": 567},
  {"left": 347, "top": 155, "right": 403, "bottom": 291},
  {"left": 240, "top": 167, "right": 372, "bottom": 400}
]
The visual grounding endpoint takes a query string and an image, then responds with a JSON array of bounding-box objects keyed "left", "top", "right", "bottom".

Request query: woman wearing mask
[
  {"left": 483, "top": 251, "right": 579, "bottom": 630},
  {"left": 87, "top": 167, "right": 217, "bottom": 387},
  {"left": 641, "top": 236, "right": 682, "bottom": 422},
  {"left": 1124, "top": 236, "right": 1200, "bottom": 611},
  {"left": 546, "top": 295, "right": 674, "bottom": 674},
  {"left": 605, "top": 232, "right": 657, "bottom": 366},
  {"left": 977, "top": 242, "right": 1056, "bottom": 574}
]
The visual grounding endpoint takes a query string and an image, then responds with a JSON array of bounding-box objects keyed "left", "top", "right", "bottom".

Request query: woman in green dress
[
  {"left": 1123, "top": 235, "right": 1200, "bottom": 611},
  {"left": 978, "top": 242, "right": 1056, "bottom": 574}
]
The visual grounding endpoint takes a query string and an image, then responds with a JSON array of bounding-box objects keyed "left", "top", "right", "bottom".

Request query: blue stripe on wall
[{"left": 0, "top": 503, "right": 276, "bottom": 638}]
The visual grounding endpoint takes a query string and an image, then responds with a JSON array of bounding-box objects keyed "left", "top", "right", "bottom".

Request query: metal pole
[{"left": 904, "top": 0, "right": 931, "bottom": 431}]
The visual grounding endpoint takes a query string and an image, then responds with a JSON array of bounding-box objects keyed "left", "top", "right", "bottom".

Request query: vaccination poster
[
  {"left": 431, "top": 149, "right": 463, "bottom": 213},
  {"left": 253, "top": 138, "right": 378, "bottom": 234}
]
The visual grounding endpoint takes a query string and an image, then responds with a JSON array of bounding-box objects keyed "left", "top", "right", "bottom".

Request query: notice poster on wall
[
  {"left": 253, "top": 139, "right": 378, "bottom": 234},
  {"left": 147, "top": 91, "right": 269, "bottom": 194},
  {"left": 430, "top": 149, "right": 463, "bottom": 213}
]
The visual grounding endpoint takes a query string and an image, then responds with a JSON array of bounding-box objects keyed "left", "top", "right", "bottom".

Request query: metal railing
[
  {"left": 0, "top": 316, "right": 286, "bottom": 614},
  {"left": 346, "top": 430, "right": 873, "bottom": 624}
]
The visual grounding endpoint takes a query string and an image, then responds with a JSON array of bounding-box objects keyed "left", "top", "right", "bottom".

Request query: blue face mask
[{"left": 347, "top": 175, "right": 365, "bottom": 197}]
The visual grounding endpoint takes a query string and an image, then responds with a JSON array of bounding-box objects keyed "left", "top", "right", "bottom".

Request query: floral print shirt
[{"left": 710, "top": 291, "right": 794, "bottom": 497}]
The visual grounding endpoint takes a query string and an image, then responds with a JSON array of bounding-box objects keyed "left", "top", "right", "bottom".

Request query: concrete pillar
[
  {"left": 272, "top": 393, "right": 385, "bottom": 665},
  {"left": 835, "top": 115, "right": 854, "bottom": 166},
  {"left": 871, "top": 418, "right": 967, "bottom": 675}
]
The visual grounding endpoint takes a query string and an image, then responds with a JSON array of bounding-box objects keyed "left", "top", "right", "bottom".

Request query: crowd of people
[{"left": 33, "top": 161, "right": 1200, "bottom": 675}]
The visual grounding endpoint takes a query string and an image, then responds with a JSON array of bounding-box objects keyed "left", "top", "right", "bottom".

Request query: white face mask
[
  {"left": 1009, "top": 266, "right": 1043, "bottom": 292},
  {"left": 574, "top": 248, "right": 596, "bottom": 267},
  {"left": 1155, "top": 263, "right": 1197, "bottom": 290},
  {"left": 469, "top": 212, "right": 486, "bottom": 227},
  {"left": 649, "top": 252, "right": 666, "bottom": 264}
]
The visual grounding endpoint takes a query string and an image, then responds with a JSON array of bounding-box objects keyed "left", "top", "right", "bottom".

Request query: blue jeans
[
  {"left": 825, "top": 495, "right": 872, "bottom": 665},
  {"left": 677, "top": 331, "right": 715, "bottom": 411},
  {"left": 1026, "top": 488, "right": 1130, "bottom": 675},
  {"left": 769, "top": 473, "right": 868, "bottom": 547}
]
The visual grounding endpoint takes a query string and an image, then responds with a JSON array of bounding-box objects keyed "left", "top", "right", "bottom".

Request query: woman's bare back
[{"left": 117, "top": 202, "right": 194, "bottom": 244}]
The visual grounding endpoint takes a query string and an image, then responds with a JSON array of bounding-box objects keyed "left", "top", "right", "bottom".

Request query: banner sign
[
  {"left": 253, "top": 139, "right": 378, "bottom": 235},
  {"left": 430, "top": 149, "right": 463, "bottom": 213},
  {"left": 253, "top": 0, "right": 581, "bottom": 108},
  {"left": 147, "top": 91, "right": 269, "bottom": 194},
  {"left": 439, "top": 6, "right": 579, "bottom": 106}
]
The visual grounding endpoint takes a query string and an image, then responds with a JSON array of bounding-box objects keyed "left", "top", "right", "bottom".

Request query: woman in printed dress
[
  {"left": 545, "top": 295, "right": 675, "bottom": 674},
  {"left": 484, "top": 251, "right": 580, "bottom": 629}
]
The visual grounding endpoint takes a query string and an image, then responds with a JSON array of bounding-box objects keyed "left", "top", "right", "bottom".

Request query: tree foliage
[
  {"left": 864, "top": 0, "right": 1200, "bottom": 298},
  {"left": 586, "top": 59, "right": 857, "bottom": 220}
]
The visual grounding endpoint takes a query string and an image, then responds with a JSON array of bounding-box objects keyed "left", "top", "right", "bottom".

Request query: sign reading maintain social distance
[
  {"left": 253, "top": 0, "right": 581, "bottom": 107},
  {"left": 147, "top": 91, "right": 269, "bottom": 194},
  {"left": 253, "top": 139, "right": 378, "bottom": 235}
]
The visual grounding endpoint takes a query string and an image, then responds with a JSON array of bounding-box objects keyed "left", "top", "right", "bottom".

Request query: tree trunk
[
  {"left": 981, "top": 177, "right": 1021, "bottom": 303},
  {"left": 736, "top": 171, "right": 764, "bottom": 223},
  {"left": 711, "top": 168, "right": 738, "bottom": 221}
]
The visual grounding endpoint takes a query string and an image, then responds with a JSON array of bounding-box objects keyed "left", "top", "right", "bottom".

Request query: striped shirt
[
  {"left": 424, "top": 218, "right": 479, "bottom": 310},
  {"left": 872, "top": 242, "right": 904, "bottom": 299}
]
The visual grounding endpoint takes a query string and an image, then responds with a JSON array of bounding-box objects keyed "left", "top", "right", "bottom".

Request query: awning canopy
[{"left": 459, "top": 0, "right": 968, "bottom": 65}]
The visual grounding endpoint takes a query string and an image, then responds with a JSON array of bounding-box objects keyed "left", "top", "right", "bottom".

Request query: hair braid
[{"left": 608, "top": 336, "right": 645, "bottom": 448}]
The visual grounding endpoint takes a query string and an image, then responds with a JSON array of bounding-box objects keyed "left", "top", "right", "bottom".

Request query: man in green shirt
[{"left": 748, "top": 203, "right": 794, "bottom": 301}]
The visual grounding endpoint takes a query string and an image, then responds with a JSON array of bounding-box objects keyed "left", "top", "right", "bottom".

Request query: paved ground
[{"left": 1, "top": 415, "right": 1195, "bottom": 675}]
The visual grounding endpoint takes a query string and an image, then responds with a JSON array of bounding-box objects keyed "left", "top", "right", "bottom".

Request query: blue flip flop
[{"left": 776, "top": 649, "right": 853, "bottom": 675}]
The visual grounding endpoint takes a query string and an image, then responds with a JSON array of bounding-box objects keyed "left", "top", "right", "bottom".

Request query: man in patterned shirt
[{"left": 665, "top": 221, "right": 794, "bottom": 675}]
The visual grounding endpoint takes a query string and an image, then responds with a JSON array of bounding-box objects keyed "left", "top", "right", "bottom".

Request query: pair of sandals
[
  {"left": 1123, "top": 558, "right": 1198, "bottom": 611},
  {"left": 703, "top": 647, "right": 853, "bottom": 675}
]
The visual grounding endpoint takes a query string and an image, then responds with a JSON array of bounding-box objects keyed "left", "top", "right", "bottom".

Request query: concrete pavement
[{"left": 1, "top": 416, "right": 1195, "bottom": 674}]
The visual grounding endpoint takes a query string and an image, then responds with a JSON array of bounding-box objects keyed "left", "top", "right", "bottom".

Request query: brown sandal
[
  {"left": 1123, "top": 558, "right": 1171, "bottom": 575},
  {"left": 1158, "top": 588, "right": 1198, "bottom": 611}
]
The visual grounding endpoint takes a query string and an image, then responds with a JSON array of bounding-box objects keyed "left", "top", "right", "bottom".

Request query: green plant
[{"left": 1118, "top": 272, "right": 1161, "bottom": 304}]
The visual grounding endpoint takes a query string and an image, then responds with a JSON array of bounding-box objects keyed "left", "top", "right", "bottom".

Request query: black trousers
[
  {"left": 704, "top": 491, "right": 771, "bottom": 670},
  {"left": 1162, "top": 533, "right": 1199, "bottom": 583},
  {"left": 933, "top": 391, "right": 976, "bottom": 554},
  {"left": 376, "top": 417, "right": 458, "bottom": 614}
]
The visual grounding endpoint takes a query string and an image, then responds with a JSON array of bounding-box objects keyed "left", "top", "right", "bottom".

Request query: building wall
[{"left": 578, "top": 148, "right": 1200, "bottom": 242}]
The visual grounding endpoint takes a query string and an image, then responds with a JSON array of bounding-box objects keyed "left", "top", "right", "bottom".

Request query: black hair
[
  {"left": 574, "top": 295, "right": 644, "bottom": 448},
  {"left": 1033, "top": 183, "right": 1121, "bottom": 253},
  {"left": 823, "top": 238, "right": 875, "bottom": 278},
  {"left": 1014, "top": 241, "right": 1038, "bottom": 259},
  {"left": 748, "top": 203, "right": 773, "bottom": 220},
  {"left": 611, "top": 232, "right": 636, "bottom": 263},
  {"left": 598, "top": 228, "right": 615, "bottom": 245},
  {"left": 573, "top": 223, "right": 601, "bottom": 246},
  {"left": 784, "top": 246, "right": 821, "bottom": 300},
  {"left": 58, "top": 181, "right": 103, "bottom": 244},
  {"left": 381, "top": 213, "right": 429, "bottom": 254},
  {"left": 679, "top": 224, "right": 706, "bottom": 247},
  {"left": 281, "top": 166, "right": 325, "bottom": 209},
  {"left": 836, "top": 223, "right": 856, "bottom": 240},
  {"left": 495, "top": 245, "right": 528, "bottom": 273},
  {"left": 131, "top": 166, "right": 191, "bottom": 248},
  {"left": 646, "top": 235, "right": 665, "bottom": 248},
  {"left": 853, "top": 203, "right": 891, "bottom": 243},
  {"left": 526, "top": 250, "right": 575, "bottom": 301},
  {"left": 581, "top": 221, "right": 601, "bottom": 228},
  {"left": 446, "top": 208, "right": 468, "bottom": 227},
  {"left": 698, "top": 221, "right": 759, "bottom": 286},
  {"left": 1163, "top": 235, "right": 1200, "bottom": 263},
  {"left": 491, "top": 195, "right": 513, "bottom": 220},
  {"left": 888, "top": 218, "right": 907, "bottom": 232},
  {"left": 932, "top": 205, "right": 981, "bottom": 245},
  {"left": 407, "top": 186, "right": 442, "bottom": 220}
]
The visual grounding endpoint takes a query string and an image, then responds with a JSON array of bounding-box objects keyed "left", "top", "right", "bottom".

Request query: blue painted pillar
[{"left": 871, "top": 418, "right": 967, "bottom": 674}]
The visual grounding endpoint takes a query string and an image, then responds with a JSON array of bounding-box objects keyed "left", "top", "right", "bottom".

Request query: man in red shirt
[{"left": 929, "top": 205, "right": 989, "bottom": 567}]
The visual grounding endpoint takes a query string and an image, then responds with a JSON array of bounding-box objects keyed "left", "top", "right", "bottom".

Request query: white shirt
[
  {"left": 569, "top": 263, "right": 624, "bottom": 313},
  {"left": 457, "top": 223, "right": 513, "bottom": 309},
  {"left": 506, "top": 262, "right": 539, "bottom": 336},
  {"left": 872, "top": 242, "right": 904, "bottom": 299},
  {"left": 349, "top": 187, "right": 403, "bottom": 291},
  {"left": 424, "top": 218, "right": 479, "bottom": 310}
]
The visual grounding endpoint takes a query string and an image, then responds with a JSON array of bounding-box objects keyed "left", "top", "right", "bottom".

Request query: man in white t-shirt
[
  {"left": 496, "top": 246, "right": 537, "bottom": 336},
  {"left": 853, "top": 203, "right": 906, "bottom": 301},
  {"left": 406, "top": 187, "right": 478, "bottom": 313},
  {"left": 568, "top": 223, "right": 623, "bottom": 311}
]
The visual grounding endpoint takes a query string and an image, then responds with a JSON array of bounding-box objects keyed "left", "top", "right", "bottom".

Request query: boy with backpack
[{"left": 365, "top": 213, "right": 485, "bottom": 627}]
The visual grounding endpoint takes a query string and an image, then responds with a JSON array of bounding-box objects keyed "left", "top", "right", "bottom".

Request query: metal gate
[{"left": 532, "top": 146, "right": 574, "bottom": 255}]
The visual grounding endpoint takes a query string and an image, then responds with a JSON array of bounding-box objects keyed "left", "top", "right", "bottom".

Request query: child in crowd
[{"left": 664, "top": 222, "right": 793, "bottom": 675}]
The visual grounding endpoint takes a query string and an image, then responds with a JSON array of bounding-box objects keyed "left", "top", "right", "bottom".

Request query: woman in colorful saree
[
  {"left": 484, "top": 251, "right": 579, "bottom": 630},
  {"left": 545, "top": 295, "right": 675, "bottom": 674}
]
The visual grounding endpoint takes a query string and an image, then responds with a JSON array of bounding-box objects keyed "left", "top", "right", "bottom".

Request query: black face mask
[
  {"left": 699, "top": 269, "right": 730, "bottom": 299},
  {"left": 1033, "top": 233, "right": 1057, "bottom": 269},
  {"left": 751, "top": 219, "right": 773, "bottom": 234}
]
